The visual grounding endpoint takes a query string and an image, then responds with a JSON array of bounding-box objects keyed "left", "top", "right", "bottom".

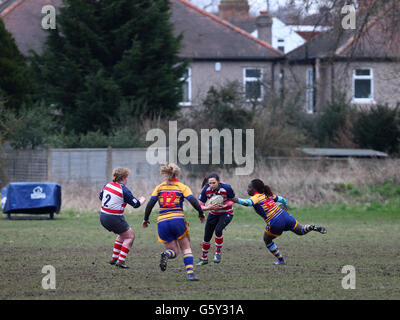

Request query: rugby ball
[{"left": 209, "top": 195, "right": 224, "bottom": 205}]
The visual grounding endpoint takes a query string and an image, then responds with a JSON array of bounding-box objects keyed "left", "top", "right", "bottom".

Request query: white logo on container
[{"left": 31, "top": 186, "right": 46, "bottom": 199}]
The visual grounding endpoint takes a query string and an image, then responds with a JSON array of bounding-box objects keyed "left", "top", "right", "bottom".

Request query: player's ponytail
[
  {"left": 251, "top": 179, "right": 273, "bottom": 196},
  {"left": 263, "top": 184, "right": 273, "bottom": 197},
  {"left": 160, "top": 163, "right": 180, "bottom": 182},
  {"left": 201, "top": 172, "right": 220, "bottom": 188}
]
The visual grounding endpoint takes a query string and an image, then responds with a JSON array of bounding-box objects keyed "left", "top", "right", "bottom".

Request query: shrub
[{"left": 352, "top": 104, "right": 400, "bottom": 154}]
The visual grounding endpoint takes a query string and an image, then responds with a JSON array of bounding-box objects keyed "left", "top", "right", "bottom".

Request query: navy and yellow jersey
[
  {"left": 150, "top": 178, "right": 194, "bottom": 223},
  {"left": 249, "top": 193, "right": 283, "bottom": 223}
]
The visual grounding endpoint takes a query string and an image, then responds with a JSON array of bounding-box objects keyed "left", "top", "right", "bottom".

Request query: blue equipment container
[{"left": 1, "top": 182, "right": 61, "bottom": 219}]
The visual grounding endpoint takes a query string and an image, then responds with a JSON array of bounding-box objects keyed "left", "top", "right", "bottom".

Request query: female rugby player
[
  {"left": 232, "top": 179, "right": 327, "bottom": 265},
  {"left": 196, "top": 173, "right": 235, "bottom": 265},
  {"left": 142, "top": 163, "right": 205, "bottom": 281},
  {"left": 99, "top": 167, "right": 146, "bottom": 268}
]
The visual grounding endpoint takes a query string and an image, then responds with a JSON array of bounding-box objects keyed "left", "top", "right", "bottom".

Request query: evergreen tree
[
  {"left": 0, "top": 19, "right": 32, "bottom": 111},
  {"left": 31, "top": 0, "right": 186, "bottom": 134}
]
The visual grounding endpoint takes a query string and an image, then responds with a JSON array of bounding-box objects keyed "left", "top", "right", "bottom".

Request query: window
[
  {"left": 277, "top": 39, "right": 285, "bottom": 52},
  {"left": 305, "top": 67, "right": 315, "bottom": 113},
  {"left": 244, "top": 68, "right": 263, "bottom": 101},
  {"left": 353, "top": 68, "right": 373, "bottom": 103},
  {"left": 180, "top": 68, "right": 191, "bottom": 106}
]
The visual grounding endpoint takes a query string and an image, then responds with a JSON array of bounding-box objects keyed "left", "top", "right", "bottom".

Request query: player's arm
[
  {"left": 186, "top": 195, "right": 206, "bottom": 222},
  {"left": 143, "top": 196, "right": 157, "bottom": 227},
  {"left": 99, "top": 184, "right": 106, "bottom": 200},
  {"left": 217, "top": 184, "right": 235, "bottom": 209},
  {"left": 231, "top": 197, "right": 253, "bottom": 207},
  {"left": 122, "top": 185, "right": 145, "bottom": 208},
  {"left": 198, "top": 186, "right": 219, "bottom": 211},
  {"left": 273, "top": 194, "right": 288, "bottom": 206}
]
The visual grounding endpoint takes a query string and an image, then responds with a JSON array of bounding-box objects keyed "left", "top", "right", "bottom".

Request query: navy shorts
[
  {"left": 265, "top": 210, "right": 298, "bottom": 237},
  {"left": 100, "top": 212, "right": 130, "bottom": 234},
  {"left": 157, "top": 218, "right": 189, "bottom": 243}
]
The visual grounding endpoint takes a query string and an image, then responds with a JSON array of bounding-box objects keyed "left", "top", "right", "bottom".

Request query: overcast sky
[{"left": 188, "top": 0, "right": 321, "bottom": 15}]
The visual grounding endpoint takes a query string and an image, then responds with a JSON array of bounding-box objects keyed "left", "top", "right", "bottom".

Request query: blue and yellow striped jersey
[
  {"left": 250, "top": 193, "right": 283, "bottom": 223},
  {"left": 150, "top": 178, "right": 194, "bottom": 223}
]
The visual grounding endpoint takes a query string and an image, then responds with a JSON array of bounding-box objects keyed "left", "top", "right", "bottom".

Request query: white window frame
[
  {"left": 243, "top": 67, "right": 264, "bottom": 102},
  {"left": 352, "top": 68, "right": 375, "bottom": 104},
  {"left": 179, "top": 68, "right": 191, "bottom": 106},
  {"left": 305, "top": 67, "right": 315, "bottom": 114}
]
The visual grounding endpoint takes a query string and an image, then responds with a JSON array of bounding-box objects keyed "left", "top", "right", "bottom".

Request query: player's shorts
[
  {"left": 265, "top": 210, "right": 298, "bottom": 237},
  {"left": 157, "top": 218, "right": 189, "bottom": 243},
  {"left": 100, "top": 212, "right": 130, "bottom": 234}
]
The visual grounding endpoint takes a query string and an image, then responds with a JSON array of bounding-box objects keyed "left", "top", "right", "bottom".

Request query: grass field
[{"left": 1, "top": 186, "right": 399, "bottom": 300}]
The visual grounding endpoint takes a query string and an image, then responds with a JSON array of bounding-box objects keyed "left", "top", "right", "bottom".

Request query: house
[
  {"left": 282, "top": 0, "right": 400, "bottom": 114},
  {"left": 217, "top": 0, "right": 332, "bottom": 54},
  {"left": 170, "top": 0, "right": 283, "bottom": 107},
  {"left": 0, "top": 0, "right": 283, "bottom": 108}
]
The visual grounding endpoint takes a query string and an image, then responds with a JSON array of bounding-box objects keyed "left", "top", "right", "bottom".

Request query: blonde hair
[
  {"left": 160, "top": 163, "right": 180, "bottom": 181},
  {"left": 112, "top": 167, "right": 131, "bottom": 182}
]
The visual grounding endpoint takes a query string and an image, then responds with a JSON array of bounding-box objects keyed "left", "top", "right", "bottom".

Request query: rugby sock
[
  {"left": 183, "top": 253, "right": 194, "bottom": 275},
  {"left": 165, "top": 249, "right": 177, "bottom": 259},
  {"left": 215, "top": 235, "right": 223, "bottom": 254},
  {"left": 112, "top": 240, "right": 123, "bottom": 261},
  {"left": 201, "top": 241, "right": 211, "bottom": 260},
  {"left": 301, "top": 224, "right": 313, "bottom": 235},
  {"left": 266, "top": 242, "right": 285, "bottom": 262},
  {"left": 118, "top": 245, "right": 130, "bottom": 263}
]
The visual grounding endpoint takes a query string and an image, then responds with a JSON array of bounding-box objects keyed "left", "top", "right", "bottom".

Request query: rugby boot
[
  {"left": 272, "top": 258, "right": 287, "bottom": 265},
  {"left": 160, "top": 251, "right": 168, "bottom": 272},
  {"left": 213, "top": 253, "right": 222, "bottom": 264},
  {"left": 115, "top": 261, "right": 129, "bottom": 269},
  {"left": 187, "top": 273, "right": 200, "bottom": 281},
  {"left": 196, "top": 258, "right": 208, "bottom": 266},
  {"left": 311, "top": 225, "right": 327, "bottom": 234}
]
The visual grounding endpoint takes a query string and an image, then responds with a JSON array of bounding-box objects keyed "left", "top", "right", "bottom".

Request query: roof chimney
[
  {"left": 256, "top": 10, "right": 273, "bottom": 44},
  {"left": 218, "top": 0, "right": 250, "bottom": 20}
]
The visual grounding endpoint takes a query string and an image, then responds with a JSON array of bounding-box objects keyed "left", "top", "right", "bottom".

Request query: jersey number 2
[{"left": 103, "top": 194, "right": 111, "bottom": 207}]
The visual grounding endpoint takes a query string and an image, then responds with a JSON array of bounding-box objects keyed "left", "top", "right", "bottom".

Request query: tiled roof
[
  {"left": 1, "top": 0, "right": 282, "bottom": 60},
  {"left": 287, "top": 3, "right": 400, "bottom": 61},
  {"left": 1, "top": 0, "right": 62, "bottom": 56},
  {"left": 171, "top": 0, "right": 283, "bottom": 59}
]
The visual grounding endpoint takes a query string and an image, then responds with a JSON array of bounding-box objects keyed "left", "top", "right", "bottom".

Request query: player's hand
[
  {"left": 199, "top": 215, "right": 206, "bottom": 223},
  {"left": 139, "top": 197, "right": 146, "bottom": 205},
  {"left": 208, "top": 204, "right": 220, "bottom": 210},
  {"left": 142, "top": 220, "right": 150, "bottom": 228},
  {"left": 215, "top": 203, "right": 227, "bottom": 209}
]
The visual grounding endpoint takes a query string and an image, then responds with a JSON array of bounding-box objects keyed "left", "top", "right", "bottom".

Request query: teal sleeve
[
  {"left": 276, "top": 196, "right": 287, "bottom": 206},
  {"left": 237, "top": 198, "right": 253, "bottom": 206}
]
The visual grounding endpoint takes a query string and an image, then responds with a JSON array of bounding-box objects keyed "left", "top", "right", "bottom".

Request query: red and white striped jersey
[
  {"left": 199, "top": 183, "right": 235, "bottom": 215},
  {"left": 100, "top": 182, "right": 127, "bottom": 215}
]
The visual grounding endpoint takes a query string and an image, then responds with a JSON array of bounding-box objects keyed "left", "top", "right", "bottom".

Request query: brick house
[
  {"left": 281, "top": 0, "right": 400, "bottom": 113},
  {"left": 0, "top": 0, "right": 283, "bottom": 108}
]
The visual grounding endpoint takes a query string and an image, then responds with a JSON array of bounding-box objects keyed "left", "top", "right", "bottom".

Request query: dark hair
[
  {"left": 201, "top": 172, "right": 220, "bottom": 188},
  {"left": 250, "top": 179, "right": 273, "bottom": 197}
]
